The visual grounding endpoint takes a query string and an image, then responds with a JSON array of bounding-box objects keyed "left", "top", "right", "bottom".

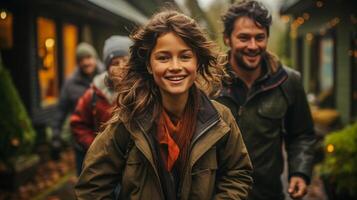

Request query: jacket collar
[
  {"left": 133, "top": 90, "right": 220, "bottom": 140},
  {"left": 222, "top": 52, "right": 288, "bottom": 99}
]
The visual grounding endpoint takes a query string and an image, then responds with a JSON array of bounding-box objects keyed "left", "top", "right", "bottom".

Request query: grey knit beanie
[
  {"left": 103, "top": 35, "right": 132, "bottom": 68},
  {"left": 76, "top": 42, "right": 98, "bottom": 61}
]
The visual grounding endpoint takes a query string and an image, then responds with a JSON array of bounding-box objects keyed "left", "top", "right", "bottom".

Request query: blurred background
[{"left": 0, "top": 0, "right": 356, "bottom": 199}]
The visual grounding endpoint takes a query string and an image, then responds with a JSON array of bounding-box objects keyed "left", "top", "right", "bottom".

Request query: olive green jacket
[{"left": 75, "top": 94, "right": 253, "bottom": 200}]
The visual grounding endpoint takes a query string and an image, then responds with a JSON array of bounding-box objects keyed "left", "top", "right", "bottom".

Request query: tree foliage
[
  {"left": 0, "top": 59, "right": 36, "bottom": 168},
  {"left": 320, "top": 122, "right": 357, "bottom": 196}
]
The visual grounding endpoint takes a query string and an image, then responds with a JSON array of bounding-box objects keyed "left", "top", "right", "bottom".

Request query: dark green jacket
[
  {"left": 216, "top": 53, "right": 316, "bottom": 200},
  {"left": 75, "top": 93, "right": 253, "bottom": 199}
]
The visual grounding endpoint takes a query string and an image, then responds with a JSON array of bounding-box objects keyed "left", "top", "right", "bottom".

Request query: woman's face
[{"left": 149, "top": 32, "right": 198, "bottom": 100}]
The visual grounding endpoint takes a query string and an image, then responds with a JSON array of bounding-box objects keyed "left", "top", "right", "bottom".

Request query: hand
[{"left": 288, "top": 176, "right": 307, "bottom": 199}]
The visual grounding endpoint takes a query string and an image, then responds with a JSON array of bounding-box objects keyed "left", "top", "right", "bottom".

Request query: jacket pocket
[
  {"left": 257, "top": 91, "right": 287, "bottom": 119},
  {"left": 255, "top": 90, "right": 288, "bottom": 138},
  {"left": 122, "top": 147, "right": 145, "bottom": 196},
  {"left": 190, "top": 147, "right": 218, "bottom": 199}
]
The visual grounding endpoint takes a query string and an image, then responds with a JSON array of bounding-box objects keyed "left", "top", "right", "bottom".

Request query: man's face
[
  {"left": 225, "top": 16, "right": 268, "bottom": 71},
  {"left": 78, "top": 56, "right": 97, "bottom": 75}
]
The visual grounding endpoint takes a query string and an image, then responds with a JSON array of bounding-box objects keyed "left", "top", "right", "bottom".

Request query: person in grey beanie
[
  {"left": 70, "top": 36, "right": 132, "bottom": 174},
  {"left": 51, "top": 42, "right": 104, "bottom": 160}
]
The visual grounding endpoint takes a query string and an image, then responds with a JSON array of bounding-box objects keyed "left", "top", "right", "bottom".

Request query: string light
[
  {"left": 306, "top": 33, "right": 313, "bottom": 41},
  {"left": 297, "top": 17, "right": 305, "bottom": 25},
  {"left": 303, "top": 13, "right": 310, "bottom": 20},
  {"left": 11, "top": 138, "right": 20, "bottom": 147},
  {"left": 316, "top": 1, "right": 323, "bottom": 8},
  {"left": 331, "top": 17, "right": 340, "bottom": 26},
  {"left": 281, "top": 15, "right": 290, "bottom": 23},
  {"left": 326, "top": 144, "right": 334, "bottom": 153}
]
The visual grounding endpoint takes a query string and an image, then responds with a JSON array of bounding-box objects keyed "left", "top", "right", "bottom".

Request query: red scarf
[
  {"left": 156, "top": 87, "right": 199, "bottom": 172},
  {"left": 156, "top": 110, "right": 181, "bottom": 171}
]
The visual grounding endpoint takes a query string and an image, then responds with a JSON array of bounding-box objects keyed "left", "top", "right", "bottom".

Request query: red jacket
[{"left": 70, "top": 73, "right": 115, "bottom": 150}]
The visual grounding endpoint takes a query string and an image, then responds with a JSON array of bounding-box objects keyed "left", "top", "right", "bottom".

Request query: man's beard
[{"left": 233, "top": 50, "right": 265, "bottom": 71}]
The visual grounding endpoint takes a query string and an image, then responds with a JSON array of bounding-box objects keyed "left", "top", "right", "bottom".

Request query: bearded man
[{"left": 217, "top": 1, "right": 316, "bottom": 200}]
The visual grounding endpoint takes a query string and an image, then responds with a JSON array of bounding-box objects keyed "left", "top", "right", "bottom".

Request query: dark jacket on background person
[
  {"left": 70, "top": 72, "right": 115, "bottom": 150},
  {"left": 52, "top": 67, "right": 104, "bottom": 138},
  {"left": 216, "top": 52, "right": 316, "bottom": 200},
  {"left": 75, "top": 93, "right": 253, "bottom": 200}
]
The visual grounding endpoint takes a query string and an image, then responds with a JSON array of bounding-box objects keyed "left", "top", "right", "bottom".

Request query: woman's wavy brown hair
[{"left": 109, "top": 10, "right": 226, "bottom": 128}]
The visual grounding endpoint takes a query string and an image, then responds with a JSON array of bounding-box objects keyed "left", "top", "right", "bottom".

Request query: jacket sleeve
[
  {"left": 284, "top": 71, "right": 316, "bottom": 184},
  {"left": 70, "top": 88, "right": 96, "bottom": 150},
  {"left": 52, "top": 81, "right": 71, "bottom": 137},
  {"left": 75, "top": 123, "right": 128, "bottom": 199},
  {"left": 214, "top": 104, "right": 253, "bottom": 200}
]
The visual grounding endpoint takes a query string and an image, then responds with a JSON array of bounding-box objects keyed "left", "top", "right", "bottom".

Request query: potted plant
[
  {"left": 0, "top": 56, "right": 39, "bottom": 190},
  {"left": 320, "top": 122, "right": 357, "bottom": 199}
]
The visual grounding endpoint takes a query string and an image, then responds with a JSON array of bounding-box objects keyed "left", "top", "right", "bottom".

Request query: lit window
[
  {"left": 0, "top": 9, "right": 13, "bottom": 49},
  {"left": 63, "top": 23, "right": 78, "bottom": 78},
  {"left": 37, "top": 17, "right": 59, "bottom": 107},
  {"left": 317, "top": 36, "right": 335, "bottom": 108}
]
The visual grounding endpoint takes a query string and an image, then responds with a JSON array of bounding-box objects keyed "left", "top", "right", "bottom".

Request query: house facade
[
  {"left": 281, "top": 0, "right": 357, "bottom": 124},
  {"left": 0, "top": 0, "right": 176, "bottom": 132}
]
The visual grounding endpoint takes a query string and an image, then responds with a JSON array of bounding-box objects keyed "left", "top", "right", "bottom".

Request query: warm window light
[
  {"left": 0, "top": 11, "right": 7, "bottom": 19},
  {"left": 45, "top": 38, "right": 55, "bottom": 48},
  {"left": 326, "top": 144, "right": 334, "bottom": 153}
]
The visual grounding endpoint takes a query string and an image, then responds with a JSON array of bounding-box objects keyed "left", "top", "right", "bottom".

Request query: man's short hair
[{"left": 222, "top": 0, "right": 272, "bottom": 37}]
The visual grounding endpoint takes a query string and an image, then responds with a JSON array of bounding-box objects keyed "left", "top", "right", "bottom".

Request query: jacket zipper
[
  {"left": 136, "top": 122, "right": 166, "bottom": 200},
  {"left": 177, "top": 118, "right": 220, "bottom": 199}
]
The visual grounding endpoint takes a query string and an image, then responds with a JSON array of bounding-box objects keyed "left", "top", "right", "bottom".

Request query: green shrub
[
  {"left": 320, "top": 122, "right": 357, "bottom": 196},
  {"left": 0, "top": 60, "right": 36, "bottom": 168}
]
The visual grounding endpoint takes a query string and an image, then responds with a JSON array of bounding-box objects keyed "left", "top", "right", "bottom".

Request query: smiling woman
[
  {"left": 75, "top": 10, "right": 253, "bottom": 200},
  {"left": 149, "top": 32, "right": 198, "bottom": 116}
]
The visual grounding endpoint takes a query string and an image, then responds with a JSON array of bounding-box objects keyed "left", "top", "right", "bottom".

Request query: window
[
  {"left": 317, "top": 36, "right": 335, "bottom": 108},
  {"left": 0, "top": 9, "right": 13, "bottom": 49},
  {"left": 37, "top": 17, "right": 59, "bottom": 107},
  {"left": 63, "top": 23, "right": 78, "bottom": 78}
]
